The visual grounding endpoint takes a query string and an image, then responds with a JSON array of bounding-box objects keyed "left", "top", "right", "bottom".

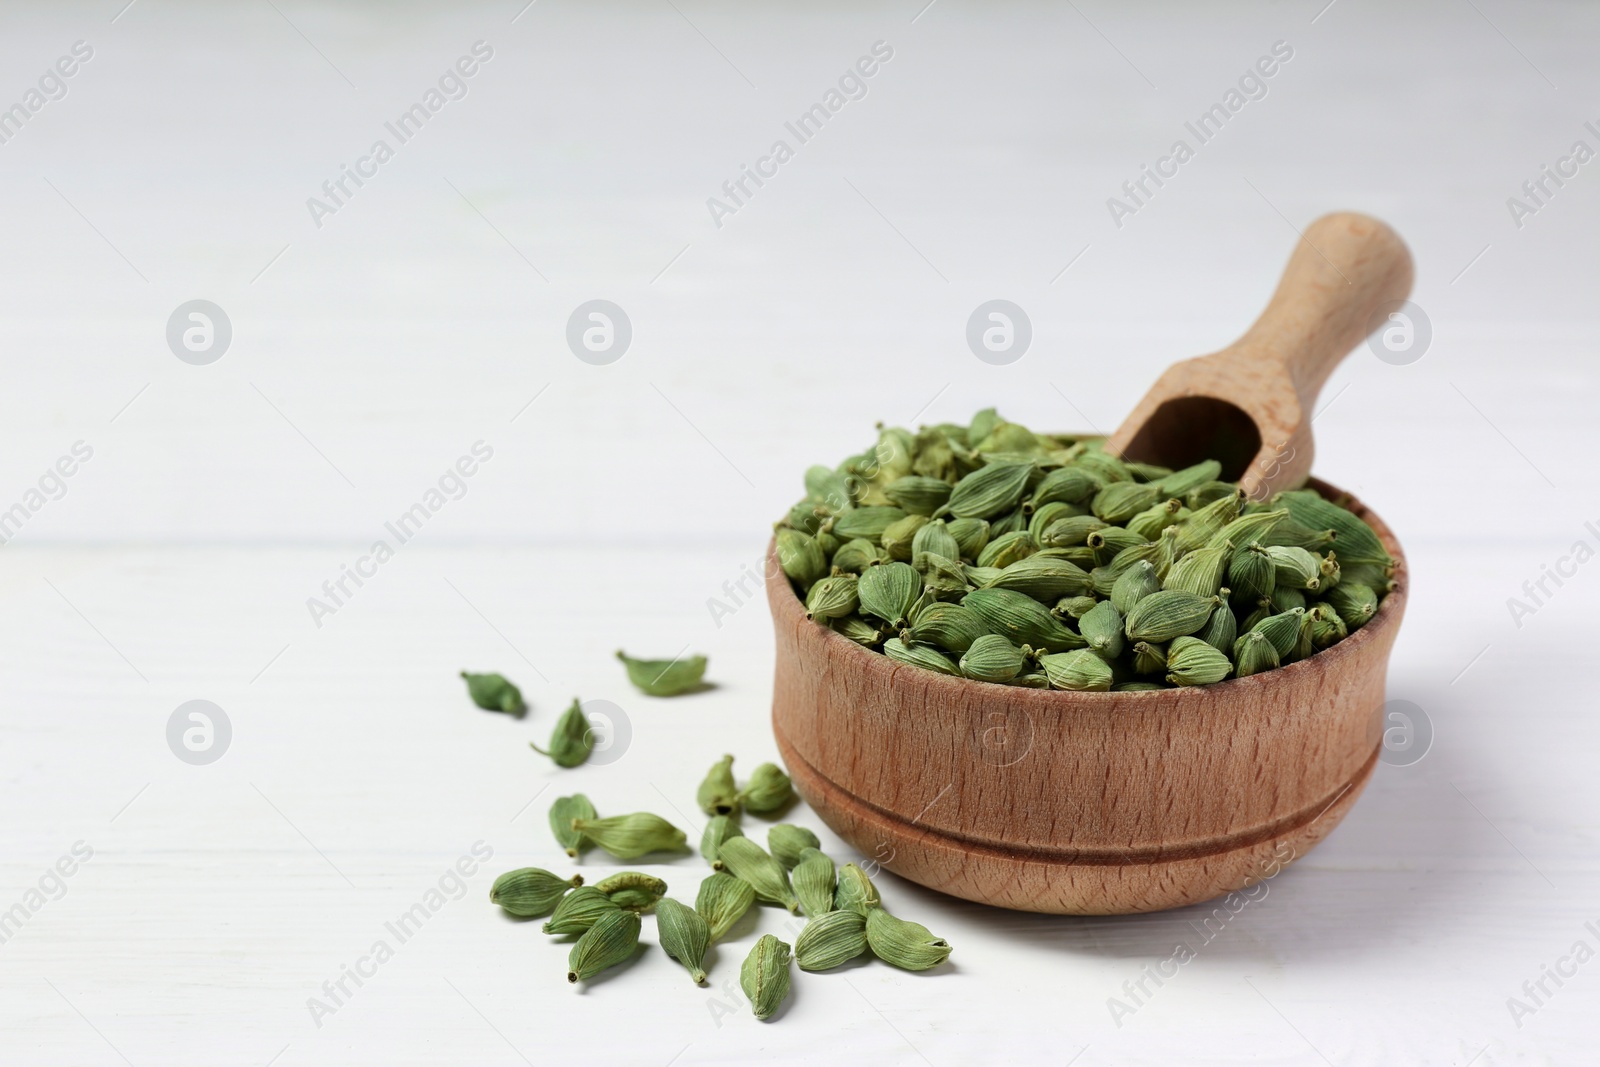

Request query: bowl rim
[{"left": 769, "top": 475, "right": 1407, "bottom": 706}]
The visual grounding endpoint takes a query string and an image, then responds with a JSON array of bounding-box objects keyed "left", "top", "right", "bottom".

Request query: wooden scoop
[{"left": 1106, "top": 211, "right": 1413, "bottom": 498}]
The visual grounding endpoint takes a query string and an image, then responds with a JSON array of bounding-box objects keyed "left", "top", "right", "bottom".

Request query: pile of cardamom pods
[
  {"left": 490, "top": 755, "right": 952, "bottom": 1020},
  {"left": 776, "top": 409, "right": 1396, "bottom": 691}
]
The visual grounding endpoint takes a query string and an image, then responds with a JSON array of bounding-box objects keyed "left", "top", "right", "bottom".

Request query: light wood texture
[
  {"left": 1107, "top": 213, "right": 1414, "bottom": 498},
  {"left": 771, "top": 480, "right": 1406, "bottom": 915}
]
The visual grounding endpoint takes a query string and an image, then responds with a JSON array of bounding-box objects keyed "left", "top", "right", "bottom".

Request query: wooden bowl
[{"left": 768, "top": 477, "right": 1406, "bottom": 914}]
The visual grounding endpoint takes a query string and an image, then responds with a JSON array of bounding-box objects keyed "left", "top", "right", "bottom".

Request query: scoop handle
[{"left": 1226, "top": 212, "right": 1414, "bottom": 408}]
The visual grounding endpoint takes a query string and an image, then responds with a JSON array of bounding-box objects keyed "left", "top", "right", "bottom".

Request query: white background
[{"left": 2, "top": 1, "right": 1597, "bottom": 1064}]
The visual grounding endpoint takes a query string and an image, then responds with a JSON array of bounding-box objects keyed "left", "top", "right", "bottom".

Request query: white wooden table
[{"left": 2, "top": 2, "right": 1596, "bottom": 1063}]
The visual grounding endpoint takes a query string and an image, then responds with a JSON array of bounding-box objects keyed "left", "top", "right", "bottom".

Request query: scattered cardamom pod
[
  {"left": 740, "top": 935, "right": 793, "bottom": 1020},
  {"left": 459, "top": 671, "right": 525, "bottom": 715},
  {"left": 864, "top": 908, "right": 952, "bottom": 971},
  {"left": 530, "top": 698, "right": 593, "bottom": 768},
  {"left": 567, "top": 908, "right": 641, "bottom": 983},
  {"left": 655, "top": 898, "right": 711, "bottom": 984},
  {"left": 489, "top": 868, "right": 582, "bottom": 917},
  {"left": 569, "top": 813, "right": 687, "bottom": 860},
  {"left": 795, "top": 908, "right": 869, "bottom": 971},
  {"left": 738, "top": 762, "right": 794, "bottom": 815},
  {"left": 616, "top": 650, "right": 708, "bottom": 696},
  {"left": 696, "top": 871, "right": 756, "bottom": 940},
  {"left": 696, "top": 754, "right": 739, "bottom": 816},
  {"left": 834, "top": 862, "right": 880, "bottom": 916},
  {"left": 543, "top": 886, "right": 622, "bottom": 935},
  {"left": 700, "top": 814, "right": 742, "bottom": 869},
  {"left": 592, "top": 871, "right": 667, "bottom": 911},
  {"left": 792, "top": 847, "right": 837, "bottom": 917},
  {"left": 768, "top": 824, "right": 821, "bottom": 870},
  {"left": 549, "top": 794, "right": 596, "bottom": 858},
  {"left": 716, "top": 836, "right": 799, "bottom": 913}
]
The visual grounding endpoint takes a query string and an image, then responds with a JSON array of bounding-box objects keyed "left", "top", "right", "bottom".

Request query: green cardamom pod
[
  {"left": 903, "top": 601, "right": 991, "bottom": 654},
  {"left": 1186, "top": 480, "right": 1239, "bottom": 510},
  {"left": 593, "top": 871, "right": 667, "bottom": 912},
  {"left": 912, "top": 519, "right": 962, "bottom": 566},
  {"left": 918, "top": 555, "right": 971, "bottom": 601},
  {"left": 489, "top": 868, "right": 582, "bottom": 917},
  {"left": 864, "top": 908, "right": 952, "bottom": 972},
  {"left": 884, "top": 475, "right": 952, "bottom": 517},
  {"left": 616, "top": 650, "right": 708, "bottom": 697},
  {"left": 1232, "top": 630, "right": 1280, "bottom": 677},
  {"left": 1209, "top": 509, "right": 1287, "bottom": 551},
  {"left": 1040, "top": 649, "right": 1113, "bottom": 691},
  {"left": 767, "top": 824, "right": 821, "bottom": 870},
  {"left": 655, "top": 898, "right": 711, "bottom": 984},
  {"left": 805, "top": 464, "right": 855, "bottom": 510},
  {"left": 543, "top": 885, "right": 622, "bottom": 934},
  {"left": 696, "top": 871, "right": 756, "bottom": 940},
  {"left": 792, "top": 847, "right": 837, "bottom": 917},
  {"left": 975, "top": 529, "right": 1038, "bottom": 569},
  {"left": 1153, "top": 459, "right": 1222, "bottom": 498},
  {"left": 1026, "top": 500, "right": 1080, "bottom": 544},
  {"left": 831, "top": 538, "right": 885, "bottom": 575},
  {"left": 785, "top": 499, "right": 823, "bottom": 535},
  {"left": 1306, "top": 602, "right": 1348, "bottom": 650},
  {"left": 1125, "top": 498, "right": 1184, "bottom": 541},
  {"left": 1110, "top": 559, "right": 1162, "bottom": 615},
  {"left": 569, "top": 813, "right": 687, "bottom": 860},
  {"left": 1073, "top": 449, "right": 1131, "bottom": 484},
  {"left": 1055, "top": 594, "right": 1099, "bottom": 620},
  {"left": 1198, "top": 599, "right": 1237, "bottom": 653},
  {"left": 1087, "top": 526, "right": 1148, "bottom": 567},
  {"left": 1163, "top": 542, "right": 1231, "bottom": 597},
  {"left": 1228, "top": 542, "right": 1277, "bottom": 602},
  {"left": 1260, "top": 513, "right": 1338, "bottom": 552},
  {"left": 459, "top": 671, "right": 525, "bottom": 715},
  {"left": 530, "top": 698, "right": 593, "bottom": 768},
  {"left": 1013, "top": 669, "right": 1050, "bottom": 688},
  {"left": 858, "top": 562, "right": 922, "bottom": 627},
  {"left": 739, "top": 762, "right": 794, "bottom": 815},
  {"left": 1124, "top": 590, "right": 1220, "bottom": 643},
  {"left": 882, "top": 637, "right": 960, "bottom": 675},
  {"left": 1265, "top": 546, "right": 1322, "bottom": 592},
  {"left": 834, "top": 862, "right": 881, "bottom": 916},
  {"left": 959, "top": 633, "right": 1026, "bottom": 683},
  {"left": 1174, "top": 490, "right": 1244, "bottom": 554},
  {"left": 941, "top": 517, "right": 988, "bottom": 560},
  {"left": 1030, "top": 465, "right": 1104, "bottom": 509},
  {"left": 697, "top": 754, "right": 739, "bottom": 816},
  {"left": 1272, "top": 489, "right": 1390, "bottom": 566},
  {"left": 880, "top": 513, "right": 930, "bottom": 561},
  {"left": 741, "top": 935, "right": 793, "bottom": 1021},
  {"left": 1270, "top": 584, "right": 1308, "bottom": 614},
  {"left": 831, "top": 615, "right": 886, "bottom": 647},
  {"left": 795, "top": 908, "right": 869, "bottom": 971},
  {"left": 1091, "top": 482, "right": 1162, "bottom": 523},
  {"left": 776, "top": 528, "right": 827, "bottom": 588},
  {"left": 805, "top": 574, "right": 860, "bottom": 621},
  {"left": 700, "top": 814, "right": 742, "bottom": 869},
  {"left": 1130, "top": 640, "right": 1168, "bottom": 675},
  {"left": 962, "top": 588, "right": 1086, "bottom": 652},
  {"left": 1077, "top": 599, "right": 1125, "bottom": 658},
  {"left": 1165, "top": 635, "right": 1233, "bottom": 686},
  {"left": 945, "top": 460, "right": 1034, "bottom": 520},
  {"left": 549, "top": 794, "right": 596, "bottom": 858},
  {"left": 1248, "top": 607, "right": 1306, "bottom": 659},
  {"left": 1325, "top": 582, "right": 1378, "bottom": 629},
  {"left": 831, "top": 505, "right": 908, "bottom": 544},
  {"left": 567, "top": 908, "right": 641, "bottom": 983},
  {"left": 981, "top": 555, "right": 1093, "bottom": 602},
  {"left": 717, "top": 836, "right": 799, "bottom": 913},
  {"left": 989, "top": 507, "right": 1028, "bottom": 538},
  {"left": 1039, "top": 514, "right": 1107, "bottom": 549}
]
